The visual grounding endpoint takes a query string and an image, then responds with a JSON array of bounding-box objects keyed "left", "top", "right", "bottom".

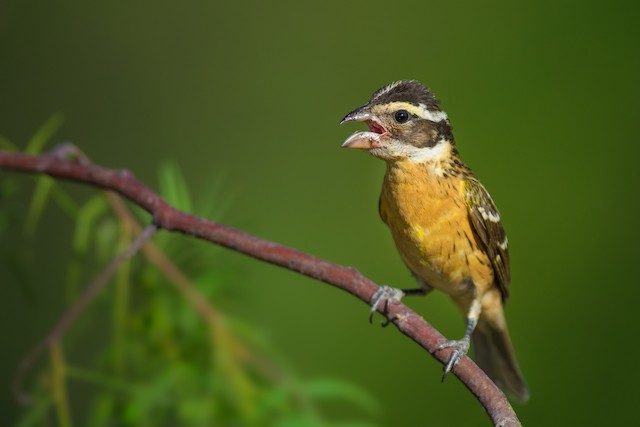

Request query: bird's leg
[
  {"left": 437, "top": 298, "right": 481, "bottom": 380},
  {"left": 369, "top": 284, "right": 431, "bottom": 326}
]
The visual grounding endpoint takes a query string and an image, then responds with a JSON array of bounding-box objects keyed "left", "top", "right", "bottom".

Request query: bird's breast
[{"left": 379, "top": 160, "right": 493, "bottom": 296}]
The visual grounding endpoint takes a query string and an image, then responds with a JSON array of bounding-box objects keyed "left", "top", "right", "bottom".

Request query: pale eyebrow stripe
[{"left": 379, "top": 102, "right": 448, "bottom": 122}]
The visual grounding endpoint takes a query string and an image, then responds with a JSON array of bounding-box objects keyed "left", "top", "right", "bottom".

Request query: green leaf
[
  {"left": 158, "top": 161, "right": 192, "bottom": 212},
  {"left": 24, "top": 175, "right": 55, "bottom": 237},
  {"left": 25, "top": 112, "right": 65, "bottom": 155},
  {"left": 51, "top": 184, "right": 80, "bottom": 218},
  {"left": 23, "top": 173, "right": 78, "bottom": 238},
  {"left": 0, "top": 133, "right": 17, "bottom": 150},
  {"left": 65, "top": 193, "right": 109, "bottom": 299},
  {"left": 94, "top": 217, "right": 118, "bottom": 262},
  {"left": 73, "top": 195, "right": 109, "bottom": 254}
]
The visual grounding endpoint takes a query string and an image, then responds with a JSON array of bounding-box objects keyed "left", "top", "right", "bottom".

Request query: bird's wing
[{"left": 463, "top": 178, "right": 510, "bottom": 300}]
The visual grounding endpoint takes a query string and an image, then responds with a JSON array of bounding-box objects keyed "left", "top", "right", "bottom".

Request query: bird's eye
[{"left": 394, "top": 110, "right": 410, "bottom": 123}]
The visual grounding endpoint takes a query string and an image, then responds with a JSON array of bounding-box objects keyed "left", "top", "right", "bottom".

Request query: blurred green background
[{"left": 1, "top": 0, "right": 639, "bottom": 425}]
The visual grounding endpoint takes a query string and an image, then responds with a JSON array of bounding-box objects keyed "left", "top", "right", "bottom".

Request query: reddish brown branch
[{"left": 0, "top": 147, "right": 521, "bottom": 426}]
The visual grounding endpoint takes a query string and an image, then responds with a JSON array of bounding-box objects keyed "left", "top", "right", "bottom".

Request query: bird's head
[{"left": 340, "top": 80, "right": 454, "bottom": 163}]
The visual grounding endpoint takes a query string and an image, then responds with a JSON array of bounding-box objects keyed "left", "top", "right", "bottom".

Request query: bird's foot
[
  {"left": 369, "top": 286, "right": 405, "bottom": 326},
  {"left": 436, "top": 337, "right": 470, "bottom": 381}
]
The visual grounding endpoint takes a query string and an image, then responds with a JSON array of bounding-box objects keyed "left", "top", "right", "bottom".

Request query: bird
[{"left": 340, "top": 80, "right": 529, "bottom": 402}]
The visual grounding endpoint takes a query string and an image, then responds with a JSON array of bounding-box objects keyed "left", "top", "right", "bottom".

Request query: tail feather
[{"left": 472, "top": 313, "right": 529, "bottom": 403}]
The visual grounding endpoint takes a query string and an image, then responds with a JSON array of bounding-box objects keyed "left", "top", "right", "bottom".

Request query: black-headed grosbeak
[{"left": 340, "top": 80, "right": 529, "bottom": 402}]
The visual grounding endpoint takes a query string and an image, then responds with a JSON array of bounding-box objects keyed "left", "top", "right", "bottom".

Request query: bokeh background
[{"left": 1, "top": 0, "right": 639, "bottom": 425}]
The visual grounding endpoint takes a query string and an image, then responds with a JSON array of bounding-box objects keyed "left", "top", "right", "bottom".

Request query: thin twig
[
  {"left": 12, "top": 224, "right": 157, "bottom": 404},
  {"left": 0, "top": 147, "right": 522, "bottom": 426}
]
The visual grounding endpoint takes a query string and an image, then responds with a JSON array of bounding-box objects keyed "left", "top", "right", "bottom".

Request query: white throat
[{"left": 405, "top": 139, "right": 452, "bottom": 164}]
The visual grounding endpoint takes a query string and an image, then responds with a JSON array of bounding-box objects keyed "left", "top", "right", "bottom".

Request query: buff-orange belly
[{"left": 379, "top": 160, "right": 494, "bottom": 299}]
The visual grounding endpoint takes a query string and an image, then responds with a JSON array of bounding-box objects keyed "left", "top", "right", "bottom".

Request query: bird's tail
[{"left": 472, "top": 309, "right": 530, "bottom": 403}]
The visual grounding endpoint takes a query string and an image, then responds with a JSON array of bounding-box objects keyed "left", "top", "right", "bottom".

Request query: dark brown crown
[{"left": 369, "top": 80, "right": 441, "bottom": 111}]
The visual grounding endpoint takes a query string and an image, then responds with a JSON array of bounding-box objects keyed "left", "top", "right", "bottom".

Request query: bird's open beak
[{"left": 340, "top": 105, "right": 386, "bottom": 150}]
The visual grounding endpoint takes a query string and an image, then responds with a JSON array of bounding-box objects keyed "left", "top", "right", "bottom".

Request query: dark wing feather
[{"left": 463, "top": 178, "right": 511, "bottom": 300}]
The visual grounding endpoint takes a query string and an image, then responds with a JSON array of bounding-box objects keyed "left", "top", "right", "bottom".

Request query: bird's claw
[
  {"left": 436, "top": 337, "right": 470, "bottom": 381},
  {"left": 369, "top": 286, "right": 405, "bottom": 326}
]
